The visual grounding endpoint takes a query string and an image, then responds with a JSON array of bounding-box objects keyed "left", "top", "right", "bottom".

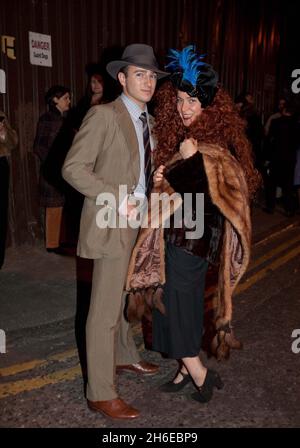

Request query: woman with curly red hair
[
  {"left": 126, "top": 46, "right": 260, "bottom": 404},
  {"left": 153, "top": 80, "right": 260, "bottom": 199}
]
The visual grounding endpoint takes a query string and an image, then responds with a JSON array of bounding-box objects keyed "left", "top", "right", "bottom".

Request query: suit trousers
[
  {"left": 265, "top": 161, "right": 296, "bottom": 213},
  {"left": 86, "top": 226, "right": 140, "bottom": 401}
]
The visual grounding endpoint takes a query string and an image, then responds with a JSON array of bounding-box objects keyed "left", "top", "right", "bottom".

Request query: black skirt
[{"left": 152, "top": 242, "right": 208, "bottom": 359}]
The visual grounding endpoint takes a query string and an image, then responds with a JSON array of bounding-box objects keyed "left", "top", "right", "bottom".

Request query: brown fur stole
[{"left": 126, "top": 143, "right": 251, "bottom": 360}]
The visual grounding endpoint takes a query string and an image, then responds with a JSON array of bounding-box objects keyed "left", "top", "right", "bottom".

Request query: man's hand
[{"left": 126, "top": 201, "right": 138, "bottom": 220}]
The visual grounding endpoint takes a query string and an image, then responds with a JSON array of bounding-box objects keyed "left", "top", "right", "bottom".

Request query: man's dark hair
[{"left": 119, "top": 66, "right": 129, "bottom": 77}]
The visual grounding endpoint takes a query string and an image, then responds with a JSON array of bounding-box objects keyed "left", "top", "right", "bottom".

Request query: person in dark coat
[
  {"left": 235, "top": 91, "right": 264, "bottom": 172},
  {"left": 0, "top": 111, "right": 18, "bottom": 268},
  {"left": 73, "top": 70, "right": 105, "bottom": 131},
  {"left": 264, "top": 103, "right": 299, "bottom": 216},
  {"left": 33, "top": 85, "right": 71, "bottom": 251}
]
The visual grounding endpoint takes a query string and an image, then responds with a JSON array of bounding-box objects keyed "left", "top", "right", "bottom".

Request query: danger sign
[{"left": 29, "top": 31, "right": 52, "bottom": 67}]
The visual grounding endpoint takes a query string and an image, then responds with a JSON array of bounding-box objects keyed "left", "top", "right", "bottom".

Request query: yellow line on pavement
[
  {"left": 204, "top": 242, "right": 300, "bottom": 311},
  {"left": 49, "top": 348, "right": 77, "bottom": 362},
  {"left": 0, "top": 365, "right": 80, "bottom": 399},
  {"left": 236, "top": 244, "right": 300, "bottom": 295},
  {"left": 0, "top": 348, "right": 77, "bottom": 377},
  {"left": 253, "top": 222, "right": 299, "bottom": 247},
  {"left": 0, "top": 359, "right": 47, "bottom": 378},
  {"left": 0, "top": 328, "right": 141, "bottom": 379},
  {"left": 248, "top": 233, "right": 300, "bottom": 273}
]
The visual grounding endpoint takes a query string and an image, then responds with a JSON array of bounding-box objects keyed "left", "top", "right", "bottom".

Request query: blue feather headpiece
[
  {"left": 166, "top": 45, "right": 207, "bottom": 87},
  {"left": 166, "top": 45, "right": 218, "bottom": 108}
]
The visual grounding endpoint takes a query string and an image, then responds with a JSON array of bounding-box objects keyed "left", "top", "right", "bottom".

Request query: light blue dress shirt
[{"left": 120, "top": 93, "right": 153, "bottom": 196}]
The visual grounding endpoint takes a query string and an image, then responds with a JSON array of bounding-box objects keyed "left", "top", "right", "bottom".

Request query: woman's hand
[
  {"left": 153, "top": 165, "right": 165, "bottom": 187},
  {"left": 179, "top": 138, "right": 198, "bottom": 159}
]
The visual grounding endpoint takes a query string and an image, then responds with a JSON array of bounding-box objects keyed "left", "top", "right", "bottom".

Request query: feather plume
[{"left": 166, "top": 45, "right": 207, "bottom": 87}]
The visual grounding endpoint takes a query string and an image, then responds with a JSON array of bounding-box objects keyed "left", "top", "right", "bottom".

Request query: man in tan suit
[{"left": 62, "top": 44, "right": 168, "bottom": 419}]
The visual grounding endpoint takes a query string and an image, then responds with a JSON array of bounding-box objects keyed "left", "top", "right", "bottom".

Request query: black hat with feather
[{"left": 166, "top": 45, "right": 218, "bottom": 108}]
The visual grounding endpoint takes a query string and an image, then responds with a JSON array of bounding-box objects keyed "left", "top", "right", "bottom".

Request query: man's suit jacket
[{"left": 62, "top": 97, "right": 140, "bottom": 259}]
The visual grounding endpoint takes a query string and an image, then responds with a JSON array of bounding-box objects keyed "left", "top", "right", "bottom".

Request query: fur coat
[{"left": 126, "top": 143, "right": 252, "bottom": 360}]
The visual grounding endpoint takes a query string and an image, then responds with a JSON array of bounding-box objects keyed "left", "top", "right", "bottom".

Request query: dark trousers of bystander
[{"left": 265, "top": 161, "right": 296, "bottom": 215}]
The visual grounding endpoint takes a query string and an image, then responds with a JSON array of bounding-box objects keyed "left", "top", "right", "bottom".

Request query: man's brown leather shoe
[
  {"left": 116, "top": 360, "right": 159, "bottom": 376},
  {"left": 87, "top": 397, "right": 140, "bottom": 420}
]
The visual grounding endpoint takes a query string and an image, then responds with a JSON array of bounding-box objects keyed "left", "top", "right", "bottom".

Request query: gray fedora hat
[{"left": 106, "top": 43, "right": 169, "bottom": 80}]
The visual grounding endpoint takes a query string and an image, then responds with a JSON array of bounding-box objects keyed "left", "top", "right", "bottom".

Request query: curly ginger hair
[{"left": 153, "top": 81, "right": 261, "bottom": 199}]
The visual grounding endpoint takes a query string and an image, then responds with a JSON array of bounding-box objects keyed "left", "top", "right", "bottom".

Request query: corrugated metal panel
[{"left": 0, "top": 0, "right": 287, "bottom": 246}]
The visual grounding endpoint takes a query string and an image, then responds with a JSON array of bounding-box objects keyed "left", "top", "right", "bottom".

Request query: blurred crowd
[{"left": 235, "top": 92, "right": 300, "bottom": 217}]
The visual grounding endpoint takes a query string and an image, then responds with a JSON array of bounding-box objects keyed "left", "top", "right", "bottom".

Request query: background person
[
  {"left": 264, "top": 98, "right": 287, "bottom": 137},
  {"left": 33, "top": 85, "right": 71, "bottom": 252},
  {"left": 235, "top": 91, "right": 264, "bottom": 173},
  {"left": 73, "top": 69, "right": 105, "bottom": 131},
  {"left": 264, "top": 103, "right": 298, "bottom": 216},
  {"left": 0, "top": 111, "right": 18, "bottom": 269}
]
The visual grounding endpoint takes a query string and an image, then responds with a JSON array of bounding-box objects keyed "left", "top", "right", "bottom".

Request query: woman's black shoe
[
  {"left": 190, "top": 369, "right": 223, "bottom": 403},
  {"left": 159, "top": 370, "right": 191, "bottom": 393}
]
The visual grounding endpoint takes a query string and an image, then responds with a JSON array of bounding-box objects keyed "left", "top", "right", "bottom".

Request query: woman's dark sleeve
[
  {"left": 164, "top": 151, "right": 204, "bottom": 195},
  {"left": 33, "top": 116, "right": 52, "bottom": 163}
]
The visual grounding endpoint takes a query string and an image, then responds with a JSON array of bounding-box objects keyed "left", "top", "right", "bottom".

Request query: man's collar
[{"left": 120, "top": 93, "right": 148, "bottom": 121}]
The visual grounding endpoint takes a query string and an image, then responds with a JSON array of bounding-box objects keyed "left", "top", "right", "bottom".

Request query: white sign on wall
[
  {"left": 29, "top": 31, "right": 52, "bottom": 67},
  {"left": 0, "top": 329, "right": 6, "bottom": 354}
]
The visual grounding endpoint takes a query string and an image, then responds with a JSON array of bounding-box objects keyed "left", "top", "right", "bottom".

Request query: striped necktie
[{"left": 139, "top": 112, "right": 151, "bottom": 194}]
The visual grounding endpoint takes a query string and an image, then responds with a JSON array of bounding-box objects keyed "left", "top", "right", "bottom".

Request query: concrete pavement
[
  {"left": 0, "top": 203, "right": 300, "bottom": 428},
  {"left": 1, "top": 203, "right": 299, "bottom": 333}
]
